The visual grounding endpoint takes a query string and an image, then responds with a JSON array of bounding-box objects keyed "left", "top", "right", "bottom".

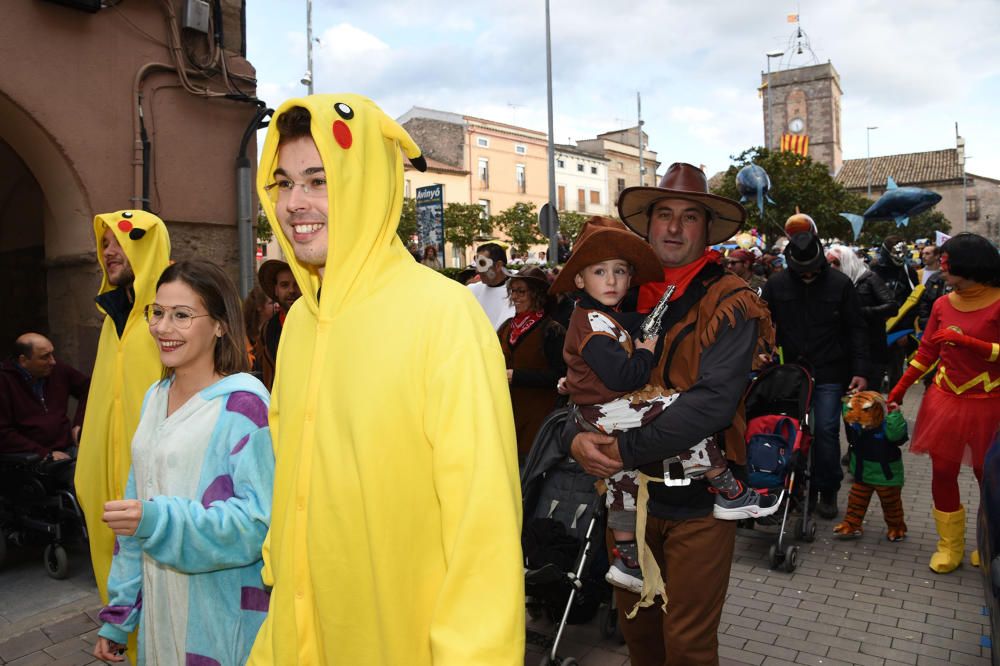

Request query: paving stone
[
  {"left": 890, "top": 636, "right": 950, "bottom": 660},
  {"left": 858, "top": 641, "right": 918, "bottom": 664},
  {"left": 718, "top": 645, "right": 764, "bottom": 665},
  {"left": 826, "top": 646, "right": 887, "bottom": 666},
  {"left": 742, "top": 639, "right": 798, "bottom": 662},
  {"left": 945, "top": 650, "right": 991, "bottom": 665},
  {"left": 756, "top": 621, "right": 809, "bottom": 641},
  {"left": 42, "top": 636, "right": 91, "bottom": 659},
  {"left": 48, "top": 653, "right": 95, "bottom": 666},
  {"left": 837, "top": 626, "right": 891, "bottom": 646},
  {"left": 38, "top": 616, "right": 96, "bottom": 646},
  {"left": 727, "top": 625, "right": 777, "bottom": 646},
  {"left": 920, "top": 631, "right": 986, "bottom": 657},
  {"left": 6, "top": 651, "right": 56, "bottom": 665},
  {"left": 0, "top": 631, "right": 52, "bottom": 662}
]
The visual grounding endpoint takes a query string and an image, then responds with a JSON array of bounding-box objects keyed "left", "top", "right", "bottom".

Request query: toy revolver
[{"left": 639, "top": 285, "right": 676, "bottom": 341}]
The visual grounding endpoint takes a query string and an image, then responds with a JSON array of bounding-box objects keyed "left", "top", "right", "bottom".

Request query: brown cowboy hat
[
  {"left": 617, "top": 162, "right": 746, "bottom": 246},
  {"left": 257, "top": 259, "right": 292, "bottom": 302},
  {"left": 549, "top": 217, "right": 662, "bottom": 294}
]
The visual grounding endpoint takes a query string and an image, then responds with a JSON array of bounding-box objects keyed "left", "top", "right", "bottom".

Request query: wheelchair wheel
[{"left": 44, "top": 544, "right": 69, "bottom": 579}]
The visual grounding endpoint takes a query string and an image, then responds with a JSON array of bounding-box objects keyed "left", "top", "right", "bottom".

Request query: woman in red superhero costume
[{"left": 888, "top": 233, "right": 1000, "bottom": 573}]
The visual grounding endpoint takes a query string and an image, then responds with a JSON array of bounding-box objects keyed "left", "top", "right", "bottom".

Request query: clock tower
[{"left": 762, "top": 61, "right": 843, "bottom": 174}]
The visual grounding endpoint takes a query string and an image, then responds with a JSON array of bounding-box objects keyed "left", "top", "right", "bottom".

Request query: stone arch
[{"left": 0, "top": 90, "right": 97, "bottom": 367}]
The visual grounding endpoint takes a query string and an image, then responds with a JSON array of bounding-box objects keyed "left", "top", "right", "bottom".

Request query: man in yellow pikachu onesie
[
  {"left": 75, "top": 210, "right": 170, "bottom": 603},
  {"left": 248, "top": 95, "right": 524, "bottom": 665}
]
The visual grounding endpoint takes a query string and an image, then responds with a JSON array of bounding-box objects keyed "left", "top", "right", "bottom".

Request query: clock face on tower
[{"left": 788, "top": 117, "right": 805, "bottom": 134}]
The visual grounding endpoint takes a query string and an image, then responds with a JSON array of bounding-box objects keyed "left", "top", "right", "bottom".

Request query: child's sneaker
[
  {"left": 605, "top": 542, "right": 643, "bottom": 594},
  {"left": 713, "top": 485, "right": 781, "bottom": 520},
  {"left": 605, "top": 556, "right": 643, "bottom": 594}
]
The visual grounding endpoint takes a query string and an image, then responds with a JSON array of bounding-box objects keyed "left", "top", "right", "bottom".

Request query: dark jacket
[
  {"left": 855, "top": 270, "right": 897, "bottom": 371},
  {"left": 916, "top": 271, "right": 951, "bottom": 331},
  {"left": 762, "top": 265, "right": 868, "bottom": 385},
  {"left": 871, "top": 253, "right": 920, "bottom": 332},
  {"left": 0, "top": 359, "right": 90, "bottom": 456}
]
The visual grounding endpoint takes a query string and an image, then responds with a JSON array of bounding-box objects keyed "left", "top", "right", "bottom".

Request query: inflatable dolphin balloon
[
  {"left": 840, "top": 176, "right": 942, "bottom": 239},
  {"left": 736, "top": 163, "right": 775, "bottom": 217}
]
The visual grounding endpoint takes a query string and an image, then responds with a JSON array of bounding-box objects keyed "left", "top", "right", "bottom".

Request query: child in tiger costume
[{"left": 833, "top": 391, "right": 908, "bottom": 540}]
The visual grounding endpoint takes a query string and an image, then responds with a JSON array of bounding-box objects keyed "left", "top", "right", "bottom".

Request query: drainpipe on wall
[
  {"left": 132, "top": 63, "right": 176, "bottom": 212},
  {"left": 237, "top": 104, "right": 272, "bottom": 297}
]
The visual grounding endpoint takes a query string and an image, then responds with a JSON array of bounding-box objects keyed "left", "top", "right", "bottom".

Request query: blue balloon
[{"left": 736, "top": 164, "right": 775, "bottom": 217}]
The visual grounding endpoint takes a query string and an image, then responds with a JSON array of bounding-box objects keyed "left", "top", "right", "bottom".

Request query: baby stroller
[
  {"left": 0, "top": 451, "right": 87, "bottom": 579},
  {"left": 521, "top": 407, "right": 609, "bottom": 666},
  {"left": 742, "top": 363, "right": 815, "bottom": 572}
]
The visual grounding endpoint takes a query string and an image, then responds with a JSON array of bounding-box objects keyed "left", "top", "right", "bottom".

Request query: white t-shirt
[{"left": 468, "top": 280, "right": 515, "bottom": 331}]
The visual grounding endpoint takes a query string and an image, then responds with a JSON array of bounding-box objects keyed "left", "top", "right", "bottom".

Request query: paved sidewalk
[
  {"left": 1, "top": 388, "right": 992, "bottom": 665},
  {"left": 525, "top": 386, "right": 993, "bottom": 665}
]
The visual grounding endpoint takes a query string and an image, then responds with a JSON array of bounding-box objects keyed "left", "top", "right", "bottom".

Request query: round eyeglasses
[
  {"left": 263, "top": 176, "right": 327, "bottom": 197},
  {"left": 144, "top": 304, "right": 213, "bottom": 329}
]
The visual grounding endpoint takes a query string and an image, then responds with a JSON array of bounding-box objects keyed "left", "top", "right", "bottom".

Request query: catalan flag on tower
[{"left": 781, "top": 133, "right": 809, "bottom": 157}]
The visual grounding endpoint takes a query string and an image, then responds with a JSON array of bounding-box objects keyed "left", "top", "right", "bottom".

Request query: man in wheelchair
[
  {"left": 0, "top": 333, "right": 90, "bottom": 576},
  {"left": 0, "top": 332, "right": 89, "bottom": 461}
]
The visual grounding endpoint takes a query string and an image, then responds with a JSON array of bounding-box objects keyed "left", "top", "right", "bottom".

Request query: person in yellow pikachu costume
[
  {"left": 247, "top": 94, "right": 524, "bottom": 665},
  {"left": 76, "top": 210, "right": 170, "bottom": 604}
]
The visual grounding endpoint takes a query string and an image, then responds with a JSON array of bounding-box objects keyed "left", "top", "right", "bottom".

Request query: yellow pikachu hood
[
  {"left": 257, "top": 94, "right": 426, "bottom": 314},
  {"left": 249, "top": 95, "right": 524, "bottom": 665},
  {"left": 77, "top": 210, "right": 170, "bottom": 604}
]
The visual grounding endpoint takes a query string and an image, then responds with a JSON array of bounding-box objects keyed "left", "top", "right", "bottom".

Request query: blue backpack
[{"left": 747, "top": 418, "right": 796, "bottom": 489}]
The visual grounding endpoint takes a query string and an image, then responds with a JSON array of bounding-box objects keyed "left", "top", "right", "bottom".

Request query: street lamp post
[
  {"left": 302, "top": 0, "right": 314, "bottom": 94},
  {"left": 765, "top": 51, "right": 783, "bottom": 151},
  {"left": 544, "top": 0, "right": 558, "bottom": 263},
  {"left": 866, "top": 126, "right": 878, "bottom": 196}
]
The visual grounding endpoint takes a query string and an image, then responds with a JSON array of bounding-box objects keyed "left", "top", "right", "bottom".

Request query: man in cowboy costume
[{"left": 568, "top": 163, "right": 774, "bottom": 665}]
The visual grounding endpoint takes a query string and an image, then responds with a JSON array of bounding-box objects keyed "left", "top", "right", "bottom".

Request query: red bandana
[
  {"left": 509, "top": 310, "right": 544, "bottom": 346},
  {"left": 637, "top": 249, "right": 722, "bottom": 313}
]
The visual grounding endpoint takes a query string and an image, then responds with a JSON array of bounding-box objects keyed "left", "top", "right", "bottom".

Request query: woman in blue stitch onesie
[{"left": 93, "top": 260, "right": 275, "bottom": 666}]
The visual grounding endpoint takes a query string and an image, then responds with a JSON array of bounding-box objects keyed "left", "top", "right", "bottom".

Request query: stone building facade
[
  {"left": 2, "top": 0, "right": 258, "bottom": 371},
  {"left": 577, "top": 126, "right": 660, "bottom": 206},
  {"left": 553, "top": 144, "right": 609, "bottom": 216},
  {"left": 836, "top": 146, "right": 1000, "bottom": 242},
  {"left": 762, "top": 62, "right": 843, "bottom": 174}
]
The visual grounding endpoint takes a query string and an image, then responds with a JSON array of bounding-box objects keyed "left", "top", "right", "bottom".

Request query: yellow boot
[
  {"left": 971, "top": 550, "right": 981, "bottom": 567},
  {"left": 930, "top": 506, "right": 965, "bottom": 574}
]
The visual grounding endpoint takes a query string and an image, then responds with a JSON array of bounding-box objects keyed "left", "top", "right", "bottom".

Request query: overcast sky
[{"left": 246, "top": 0, "right": 1000, "bottom": 180}]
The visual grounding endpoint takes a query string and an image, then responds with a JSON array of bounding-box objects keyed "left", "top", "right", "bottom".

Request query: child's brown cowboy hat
[{"left": 549, "top": 217, "right": 662, "bottom": 294}]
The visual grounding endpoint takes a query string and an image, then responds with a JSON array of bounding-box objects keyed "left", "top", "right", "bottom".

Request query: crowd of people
[{"left": 0, "top": 91, "right": 997, "bottom": 666}]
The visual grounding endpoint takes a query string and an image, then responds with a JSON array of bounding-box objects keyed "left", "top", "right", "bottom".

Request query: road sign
[{"left": 538, "top": 203, "right": 559, "bottom": 238}]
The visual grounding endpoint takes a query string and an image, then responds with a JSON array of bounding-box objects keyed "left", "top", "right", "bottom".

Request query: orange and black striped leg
[
  {"left": 833, "top": 482, "right": 873, "bottom": 538},
  {"left": 875, "top": 485, "right": 907, "bottom": 541}
]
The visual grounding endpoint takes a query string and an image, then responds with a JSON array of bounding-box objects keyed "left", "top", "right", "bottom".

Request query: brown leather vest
[{"left": 643, "top": 270, "right": 775, "bottom": 472}]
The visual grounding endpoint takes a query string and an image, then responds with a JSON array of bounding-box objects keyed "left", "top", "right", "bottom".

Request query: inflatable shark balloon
[
  {"left": 736, "top": 163, "right": 775, "bottom": 217},
  {"left": 840, "top": 176, "right": 942, "bottom": 239}
]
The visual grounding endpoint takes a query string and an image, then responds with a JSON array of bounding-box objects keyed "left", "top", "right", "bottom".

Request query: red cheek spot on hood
[
  {"left": 117, "top": 220, "right": 134, "bottom": 232},
  {"left": 333, "top": 120, "right": 352, "bottom": 149}
]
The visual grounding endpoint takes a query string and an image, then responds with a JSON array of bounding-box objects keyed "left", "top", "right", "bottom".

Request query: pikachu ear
[{"left": 380, "top": 114, "right": 426, "bottom": 172}]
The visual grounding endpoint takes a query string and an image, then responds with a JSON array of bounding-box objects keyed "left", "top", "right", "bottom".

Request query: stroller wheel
[
  {"left": 783, "top": 545, "right": 799, "bottom": 573},
  {"left": 43, "top": 544, "right": 69, "bottom": 579},
  {"left": 794, "top": 517, "right": 817, "bottom": 543},
  {"left": 768, "top": 544, "right": 783, "bottom": 569}
]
